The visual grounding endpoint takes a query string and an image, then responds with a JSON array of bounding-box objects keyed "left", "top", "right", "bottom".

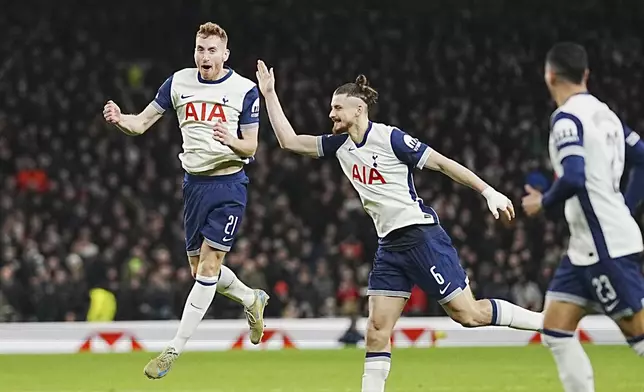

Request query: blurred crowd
[{"left": 1, "top": 0, "right": 643, "bottom": 322}]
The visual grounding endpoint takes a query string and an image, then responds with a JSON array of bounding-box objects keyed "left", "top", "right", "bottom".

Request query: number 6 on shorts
[{"left": 430, "top": 266, "right": 445, "bottom": 285}]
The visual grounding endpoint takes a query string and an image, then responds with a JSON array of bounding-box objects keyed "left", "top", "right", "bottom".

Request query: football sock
[
  {"left": 489, "top": 299, "right": 544, "bottom": 331},
  {"left": 170, "top": 274, "right": 218, "bottom": 353},
  {"left": 627, "top": 334, "right": 644, "bottom": 357},
  {"left": 542, "top": 329, "right": 595, "bottom": 392},
  {"left": 361, "top": 352, "right": 391, "bottom": 392},
  {"left": 217, "top": 265, "right": 255, "bottom": 308}
]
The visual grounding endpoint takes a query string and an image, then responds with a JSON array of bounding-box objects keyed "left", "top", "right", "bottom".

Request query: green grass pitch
[{"left": 0, "top": 346, "right": 642, "bottom": 391}]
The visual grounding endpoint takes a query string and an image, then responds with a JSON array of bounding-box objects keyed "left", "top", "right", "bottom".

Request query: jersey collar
[
  {"left": 355, "top": 121, "right": 373, "bottom": 148},
  {"left": 197, "top": 67, "right": 233, "bottom": 84},
  {"left": 562, "top": 91, "right": 590, "bottom": 105}
]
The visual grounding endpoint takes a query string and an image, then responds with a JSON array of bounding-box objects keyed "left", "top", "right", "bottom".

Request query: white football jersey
[
  {"left": 152, "top": 67, "right": 259, "bottom": 173},
  {"left": 316, "top": 122, "right": 438, "bottom": 238},
  {"left": 549, "top": 93, "right": 643, "bottom": 266}
]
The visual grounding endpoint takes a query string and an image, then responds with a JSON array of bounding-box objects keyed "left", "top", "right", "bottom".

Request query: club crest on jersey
[
  {"left": 352, "top": 164, "right": 386, "bottom": 185},
  {"left": 184, "top": 102, "right": 227, "bottom": 122}
]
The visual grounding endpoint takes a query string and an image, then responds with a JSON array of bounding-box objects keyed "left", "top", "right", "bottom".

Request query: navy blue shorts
[
  {"left": 368, "top": 225, "right": 469, "bottom": 304},
  {"left": 183, "top": 170, "right": 248, "bottom": 256},
  {"left": 547, "top": 254, "right": 644, "bottom": 320}
]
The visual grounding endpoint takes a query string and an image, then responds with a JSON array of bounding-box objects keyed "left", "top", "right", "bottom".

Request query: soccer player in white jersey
[
  {"left": 256, "top": 61, "right": 544, "bottom": 392},
  {"left": 102, "top": 23, "right": 269, "bottom": 379},
  {"left": 522, "top": 42, "right": 644, "bottom": 392}
]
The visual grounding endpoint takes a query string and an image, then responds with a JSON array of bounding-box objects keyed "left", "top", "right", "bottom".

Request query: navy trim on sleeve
[
  {"left": 239, "top": 86, "right": 260, "bottom": 126},
  {"left": 551, "top": 111, "right": 584, "bottom": 152},
  {"left": 152, "top": 76, "right": 173, "bottom": 113},
  {"left": 317, "top": 134, "right": 349, "bottom": 158}
]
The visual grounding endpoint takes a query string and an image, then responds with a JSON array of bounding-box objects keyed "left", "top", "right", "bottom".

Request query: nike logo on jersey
[
  {"left": 348, "top": 147, "right": 356, "bottom": 152},
  {"left": 439, "top": 282, "right": 452, "bottom": 295},
  {"left": 190, "top": 302, "right": 204, "bottom": 310},
  {"left": 222, "top": 236, "right": 234, "bottom": 242},
  {"left": 181, "top": 94, "right": 195, "bottom": 99}
]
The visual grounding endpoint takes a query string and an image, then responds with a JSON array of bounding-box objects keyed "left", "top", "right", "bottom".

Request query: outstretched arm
[
  {"left": 104, "top": 102, "right": 163, "bottom": 136},
  {"left": 263, "top": 93, "right": 321, "bottom": 157},
  {"left": 256, "top": 60, "right": 319, "bottom": 157},
  {"left": 424, "top": 150, "right": 514, "bottom": 220},
  {"left": 424, "top": 150, "right": 489, "bottom": 193},
  {"left": 104, "top": 75, "right": 173, "bottom": 135},
  {"left": 388, "top": 128, "right": 513, "bottom": 220}
]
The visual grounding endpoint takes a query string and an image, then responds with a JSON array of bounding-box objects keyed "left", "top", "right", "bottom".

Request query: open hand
[
  {"left": 256, "top": 60, "right": 275, "bottom": 96},
  {"left": 484, "top": 188, "right": 515, "bottom": 221}
]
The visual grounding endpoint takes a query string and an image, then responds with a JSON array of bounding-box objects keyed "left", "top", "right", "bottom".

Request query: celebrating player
[
  {"left": 522, "top": 42, "right": 644, "bottom": 392},
  {"left": 102, "top": 23, "right": 269, "bottom": 379},
  {"left": 256, "top": 60, "right": 544, "bottom": 392}
]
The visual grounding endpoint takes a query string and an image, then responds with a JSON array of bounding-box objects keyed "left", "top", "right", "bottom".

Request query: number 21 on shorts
[{"left": 223, "top": 215, "right": 239, "bottom": 242}]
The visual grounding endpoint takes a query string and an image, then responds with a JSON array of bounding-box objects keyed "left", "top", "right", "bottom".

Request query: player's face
[
  {"left": 329, "top": 94, "right": 362, "bottom": 134},
  {"left": 194, "top": 35, "right": 230, "bottom": 80}
]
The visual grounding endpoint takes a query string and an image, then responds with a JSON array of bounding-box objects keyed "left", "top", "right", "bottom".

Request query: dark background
[{"left": 1, "top": 0, "right": 643, "bottom": 322}]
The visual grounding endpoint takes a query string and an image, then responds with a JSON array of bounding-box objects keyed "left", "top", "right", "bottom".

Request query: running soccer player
[
  {"left": 256, "top": 61, "right": 544, "bottom": 392},
  {"left": 102, "top": 23, "right": 269, "bottom": 379},
  {"left": 522, "top": 42, "right": 644, "bottom": 392}
]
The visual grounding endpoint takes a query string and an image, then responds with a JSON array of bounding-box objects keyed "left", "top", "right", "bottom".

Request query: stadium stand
[{"left": 1, "top": 0, "right": 643, "bottom": 321}]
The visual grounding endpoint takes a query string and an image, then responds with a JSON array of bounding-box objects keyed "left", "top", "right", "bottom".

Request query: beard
[{"left": 331, "top": 120, "right": 350, "bottom": 134}]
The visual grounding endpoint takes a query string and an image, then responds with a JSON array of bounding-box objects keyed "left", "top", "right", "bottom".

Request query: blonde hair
[{"left": 196, "top": 22, "right": 228, "bottom": 43}]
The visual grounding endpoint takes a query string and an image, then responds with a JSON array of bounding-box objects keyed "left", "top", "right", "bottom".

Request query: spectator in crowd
[{"left": 1, "top": 0, "right": 643, "bottom": 322}]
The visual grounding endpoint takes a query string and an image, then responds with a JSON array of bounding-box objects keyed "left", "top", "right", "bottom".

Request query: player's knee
[
  {"left": 365, "top": 318, "right": 392, "bottom": 350},
  {"left": 197, "top": 248, "right": 225, "bottom": 277}
]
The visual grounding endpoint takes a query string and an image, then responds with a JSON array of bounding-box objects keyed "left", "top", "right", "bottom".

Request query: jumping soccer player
[
  {"left": 256, "top": 60, "right": 544, "bottom": 392},
  {"left": 522, "top": 42, "right": 644, "bottom": 392},
  {"left": 103, "top": 23, "right": 269, "bottom": 379}
]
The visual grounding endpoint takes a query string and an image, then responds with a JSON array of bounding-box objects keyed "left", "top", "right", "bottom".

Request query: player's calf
[
  {"left": 542, "top": 300, "right": 595, "bottom": 392},
  {"left": 442, "top": 286, "right": 543, "bottom": 331},
  {"left": 362, "top": 295, "right": 406, "bottom": 392},
  {"left": 149, "top": 242, "right": 224, "bottom": 379},
  {"left": 542, "top": 329, "right": 595, "bottom": 392}
]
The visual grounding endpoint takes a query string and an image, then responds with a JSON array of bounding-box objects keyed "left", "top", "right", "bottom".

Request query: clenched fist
[{"left": 103, "top": 100, "right": 122, "bottom": 124}]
